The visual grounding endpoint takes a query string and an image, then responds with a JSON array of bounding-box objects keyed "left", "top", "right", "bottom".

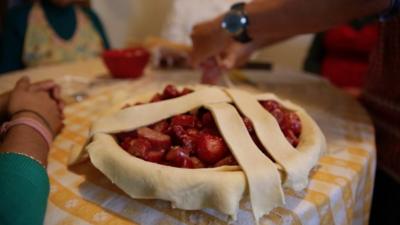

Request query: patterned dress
[
  {"left": 361, "top": 15, "right": 400, "bottom": 180},
  {"left": 22, "top": 3, "right": 104, "bottom": 67}
]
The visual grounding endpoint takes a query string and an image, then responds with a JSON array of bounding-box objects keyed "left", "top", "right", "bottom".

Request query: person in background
[
  {"left": 190, "top": 0, "right": 399, "bottom": 223},
  {"left": 304, "top": 17, "right": 379, "bottom": 97},
  {"left": 0, "top": 77, "right": 63, "bottom": 225},
  {"left": 0, "top": 0, "right": 110, "bottom": 74}
]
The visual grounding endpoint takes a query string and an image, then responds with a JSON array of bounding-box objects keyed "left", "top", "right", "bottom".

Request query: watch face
[{"left": 222, "top": 11, "right": 246, "bottom": 34}]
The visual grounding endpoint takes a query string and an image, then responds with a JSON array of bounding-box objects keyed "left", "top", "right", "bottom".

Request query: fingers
[
  {"left": 220, "top": 42, "right": 256, "bottom": 69},
  {"left": 15, "top": 76, "right": 30, "bottom": 90},
  {"left": 29, "top": 79, "right": 64, "bottom": 111},
  {"left": 189, "top": 19, "right": 227, "bottom": 67},
  {"left": 189, "top": 41, "right": 220, "bottom": 68},
  {"left": 220, "top": 54, "right": 236, "bottom": 70},
  {"left": 188, "top": 47, "right": 207, "bottom": 68},
  {"left": 31, "top": 81, "right": 65, "bottom": 119},
  {"left": 30, "top": 80, "right": 57, "bottom": 92},
  {"left": 51, "top": 85, "right": 62, "bottom": 101}
]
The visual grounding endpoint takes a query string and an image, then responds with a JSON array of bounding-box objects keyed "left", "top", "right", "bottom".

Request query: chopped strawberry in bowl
[{"left": 102, "top": 47, "right": 150, "bottom": 79}]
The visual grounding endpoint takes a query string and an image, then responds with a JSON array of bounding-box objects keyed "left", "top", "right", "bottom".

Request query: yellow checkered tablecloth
[{"left": 44, "top": 71, "right": 376, "bottom": 225}]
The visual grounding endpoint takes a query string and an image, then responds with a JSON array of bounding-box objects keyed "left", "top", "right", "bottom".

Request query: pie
[{"left": 69, "top": 85, "right": 326, "bottom": 223}]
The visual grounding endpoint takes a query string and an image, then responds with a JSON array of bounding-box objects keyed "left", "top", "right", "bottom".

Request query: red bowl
[{"left": 102, "top": 48, "right": 150, "bottom": 79}]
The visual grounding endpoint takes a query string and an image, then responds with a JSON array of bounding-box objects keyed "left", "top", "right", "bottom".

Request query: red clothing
[
  {"left": 361, "top": 15, "right": 400, "bottom": 180},
  {"left": 322, "top": 24, "right": 379, "bottom": 88}
]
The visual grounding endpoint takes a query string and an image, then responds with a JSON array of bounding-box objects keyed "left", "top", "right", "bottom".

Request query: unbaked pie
[{"left": 69, "top": 85, "right": 326, "bottom": 223}]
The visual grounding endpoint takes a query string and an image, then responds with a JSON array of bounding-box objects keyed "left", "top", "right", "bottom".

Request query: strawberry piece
[
  {"left": 165, "top": 146, "right": 190, "bottom": 167},
  {"left": 242, "top": 117, "right": 254, "bottom": 133},
  {"left": 196, "top": 134, "right": 228, "bottom": 164},
  {"left": 270, "top": 107, "right": 285, "bottom": 124},
  {"left": 116, "top": 131, "right": 137, "bottom": 143},
  {"left": 172, "top": 125, "right": 186, "bottom": 139},
  {"left": 181, "top": 135, "right": 197, "bottom": 154},
  {"left": 180, "top": 88, "right": 194, "bottom": 96},
  {"left": 260, "top": 100, "right": 281, "bottom": 112},
  {"left": 190, "top": 157, "right": 205, "bottom": 168},
  {"left": 181, "top": 157, "right": 194, "bottom": 168},
  {"left": 201, "top": 111, "right": 215, "bottom": 128},
  {"left": 214, "top": 155, "right": 238, "bottom": 167},
  {"left": 200, "top": 128, "right": 220, "bottom": 136},
  {"left": 151, "top": 120, "right": 170, "bottom": 134},
  {"left": 283, "top": 129, "right": 299, "bottom": 147},
  {"left": 171, "top": 115, "right": 196, "bottom": 128},
  {"left": 150, "top": 93, "right": 163, "bottom": 103},
  {"left": 282, "top": 111, "right": 302, "bottom": 136},
  {"left": 120, "top": 136, "right": 134, "bottom": 150},
  {"left": 171, "top": 125, "right": 197, "bottom": 153},
  {"left": 186, "top": 128, "right": 200, "bottom": 136},
  {"left": 162, "top": 84, "right": 180, "bottom": 99},
  {"left": 126, "top": 138, "right": 152, "bottom": 159},
  {"left": 145, "top": 149, "right": 166, "bottom": 163},
  {"left": 137, "top": 127, "right": 171, "bottom": 150}
]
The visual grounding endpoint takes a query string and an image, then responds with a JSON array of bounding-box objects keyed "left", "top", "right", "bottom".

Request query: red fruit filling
[{"left": 116, "top": 85, "right": 302, "bottom": 168}]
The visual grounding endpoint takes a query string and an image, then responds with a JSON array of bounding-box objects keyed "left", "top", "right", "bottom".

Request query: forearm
[
  {"left": 0, "top": 113, "right": 49, "bottom": 166},
  {"left": 246, "top": 0, "right": 390, "bottom": 39}
]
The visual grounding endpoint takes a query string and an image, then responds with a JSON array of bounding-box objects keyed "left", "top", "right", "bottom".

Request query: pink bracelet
[{"left": 0, "top": 117, "right": 53, "bottom": 148}]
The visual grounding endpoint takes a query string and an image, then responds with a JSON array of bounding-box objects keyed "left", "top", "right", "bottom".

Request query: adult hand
[
  {"left": 190, "top": 17, "right": 231, "bottom": 67},
  {"left": 8, "top": 77, "right": 64, "bottom": 135},
  {"left": 190, "top": 17, "right": 256, "bottom": 84},
  {"left": 218, "top": 42, "right": 260, "bottom": 69}
]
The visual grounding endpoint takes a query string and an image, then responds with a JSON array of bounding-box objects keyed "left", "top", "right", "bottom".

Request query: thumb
[{"left": 15, "top": 76, "right": 31, "bottom": 90}]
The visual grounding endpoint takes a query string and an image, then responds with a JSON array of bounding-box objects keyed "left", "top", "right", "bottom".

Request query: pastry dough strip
[
  {"left": 88, "top": 133, "right": 247, "bottom": 218},
  {"left": 228, "top": 89, "right": 320, "bottom": 190},
  {"left": 205, "top": 102, "right": 285, "bottom": 224},
  {"left": 91, "top": 87, "right": 231, "bottom": 135}
]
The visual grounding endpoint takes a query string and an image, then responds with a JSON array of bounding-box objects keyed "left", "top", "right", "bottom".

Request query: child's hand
[{"left": 8, "top": 77, "right": 64, "bottom": 135}]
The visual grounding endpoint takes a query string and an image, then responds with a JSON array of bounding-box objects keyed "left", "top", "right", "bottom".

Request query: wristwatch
[{"left": 221, "top": 2, "right": 252, "bottom": 43}]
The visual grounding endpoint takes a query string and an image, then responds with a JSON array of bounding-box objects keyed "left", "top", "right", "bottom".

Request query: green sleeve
[
  {"left": 0, "top": 153, "right": 50, "bottom": 225},
  {"left": 82, "top": 7, "right": 111, "bottom": 49}
]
